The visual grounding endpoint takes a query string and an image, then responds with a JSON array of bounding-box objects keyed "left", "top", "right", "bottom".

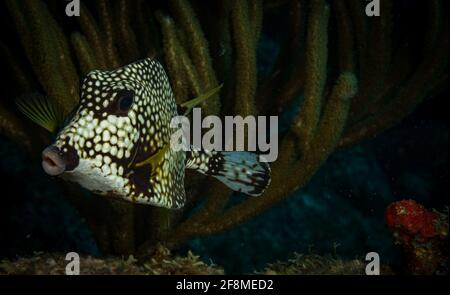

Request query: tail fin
[{"left": 186, "top": 149, "right": 271, "bottom": 196}]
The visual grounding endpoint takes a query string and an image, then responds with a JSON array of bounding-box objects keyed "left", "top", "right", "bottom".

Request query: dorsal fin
[{"left": 178, "top": 84, "right": 223, "bottom": 115}]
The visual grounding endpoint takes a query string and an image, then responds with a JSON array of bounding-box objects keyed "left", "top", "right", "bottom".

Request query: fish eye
[{"left": 116, "top": 89, "right": 134, "bottom": 113}]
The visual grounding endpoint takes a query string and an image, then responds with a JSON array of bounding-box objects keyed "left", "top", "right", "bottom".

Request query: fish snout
[{"left": 41, "top": 145, "right": 79, "bottom": 176}]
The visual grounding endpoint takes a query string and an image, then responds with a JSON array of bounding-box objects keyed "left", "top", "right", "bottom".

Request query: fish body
[{"left": 26, "top": 58, "right": 270, "bottom": 209}]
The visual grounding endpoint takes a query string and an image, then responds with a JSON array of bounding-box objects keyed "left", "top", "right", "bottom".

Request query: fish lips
[{"left": 41, "top": 145, "right": 79, "bottom": 176}]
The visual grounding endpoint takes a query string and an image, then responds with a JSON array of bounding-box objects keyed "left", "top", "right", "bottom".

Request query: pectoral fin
[
  {"left": 130, "top": 144, "right": 186, "bottom": 209},
  {"left": 134, "top": 143, "right": 170, "bottom": 170},
  {"left": 15, "top": 93, "right": 64, "bottom": 133}
]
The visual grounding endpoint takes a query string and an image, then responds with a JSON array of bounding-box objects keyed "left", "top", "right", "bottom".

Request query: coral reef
[
  {"left": 0, "top": 0, "right": 447, "bottom": 258},
  {"left": 1, "top": 247, "right": 395, "bottom": 275},
  {"left": 385, "top": 200, "right": 448, "bottom": 274},
  {"left": 258, "top": 252, "right": 394, "bottom": 275},
  {"left": 0, "top": 245, "right": 224, "bottom": 275}
]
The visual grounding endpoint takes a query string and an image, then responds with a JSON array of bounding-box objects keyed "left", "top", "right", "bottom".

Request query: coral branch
[
  {"left": 347, "top": 0, "right": 368, "bottom": 76},
  {"left": 248, "top": 0, "right": 264, "bottom": 47},
  {"left": 340, "top": 1, "right": 448, "bottom": 148},
  {"left": 22, "top": 0, "right": 74, "bottom": 114},
  {"left": 292, "top": 0, "right": 330, "bottom": 152},
  {"left": 334, "top": 0, "right": 355, "bottom": 72},
  {"left": 169, "top": 0, "right": 220, "bottom": 114},
  {"left": 71, "top": 33, "right": 98, "bottom": 74},
  {"left": 48, "top": 10, "right": 79, "bottom": 104},
  {"left": 0, "top": 43, "right": 34, "bottom": 92},
  {"left": 156, "top": 12, "right": 201, "bottom": 103},
  {"left": 4, "top": 0, "right": 33, "bottom": 65},
  {"left": 115, "top": 0, "right": 140, "bottom": 63},
  {"left": 262, "top": 0, "right": 305, "bottom": 112},
  {"left": 78, "top": 2, "right": 107, "bottom": 69},
  {"left": 134, "top": 0, "right": 157, "bottom": 57},
  {"left": 231, "top": 0, "right": 258, "bottom": 116},
  {"left": 97, "top": 0, "right": 120, "bottom": 68},
  {"left": 349, "top": 0, "right": 392, "bottom": 122}
]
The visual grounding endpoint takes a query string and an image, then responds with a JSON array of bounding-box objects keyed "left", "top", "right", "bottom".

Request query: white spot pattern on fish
[{"left": 30, "top": 58, "right": 271, "bottom": 209}]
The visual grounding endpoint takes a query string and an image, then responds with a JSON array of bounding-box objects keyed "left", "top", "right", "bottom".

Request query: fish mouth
[{"left": 42, "top": 146, "right": 66, "bottom": 176}]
